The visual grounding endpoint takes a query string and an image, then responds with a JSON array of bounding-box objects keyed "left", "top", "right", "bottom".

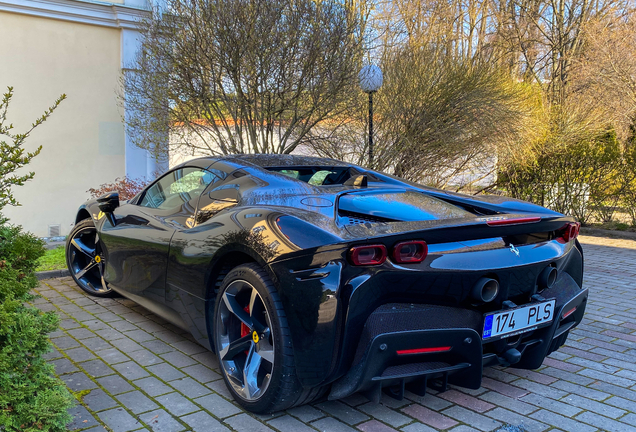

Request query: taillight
[
  {"left": 349, "top": 245, "right": 387, "bottom": 266},
  {"left": 392, "top": 240, "right": 428, "bottom": 264},
  {"left": 561, "top": 222, "right": 581, "bottom": 242}
]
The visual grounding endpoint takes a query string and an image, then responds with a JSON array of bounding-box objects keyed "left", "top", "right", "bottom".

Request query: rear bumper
[{"left": 329, "top": 281, "right": 588, "bottom": 402}]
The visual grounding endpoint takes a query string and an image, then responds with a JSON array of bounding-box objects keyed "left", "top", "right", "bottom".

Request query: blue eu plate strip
[{"left": 483, "top": 315, "right": 493, "bottom": 338}]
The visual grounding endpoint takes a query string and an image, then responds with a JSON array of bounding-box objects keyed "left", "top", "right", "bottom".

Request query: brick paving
[{"left": 33, "top": 235, "right": 636, "bottom": 432}]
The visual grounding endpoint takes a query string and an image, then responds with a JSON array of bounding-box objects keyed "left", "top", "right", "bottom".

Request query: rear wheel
[
  {"left": 66, "top": 219, "right": 114, "bottom": 297},
  {"left": 213, "top": 263, "right": 320, "bottom": 413}
]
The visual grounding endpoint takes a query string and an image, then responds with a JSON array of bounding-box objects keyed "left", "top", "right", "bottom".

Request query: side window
[{"left": 139, "top": 167, "right": 218, "bottom": 210}]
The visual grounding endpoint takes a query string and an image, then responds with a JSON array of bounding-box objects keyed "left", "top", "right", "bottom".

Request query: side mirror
[{"left": 97, "top": 192, "right": 119, "bottom": 226}]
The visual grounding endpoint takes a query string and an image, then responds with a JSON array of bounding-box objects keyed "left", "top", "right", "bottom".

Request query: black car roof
[
  {"left": 222, "top": 154, "right": 352, "bottom": 168},
  {"left": 180, "top": 154, "right": 353, "bottom": 169}
]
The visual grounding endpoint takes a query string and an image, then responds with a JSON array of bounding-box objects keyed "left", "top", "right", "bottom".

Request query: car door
[{"left": 99, "top": 166, "right": 217, "bottom": 303}]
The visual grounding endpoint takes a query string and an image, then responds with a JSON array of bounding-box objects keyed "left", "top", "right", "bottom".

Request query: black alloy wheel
[
  {"left": 213, "top": 263, "right": 321, "bottom": 413},
  {"left": 66, "top": 219, "right": 114, "bottom": 297}
]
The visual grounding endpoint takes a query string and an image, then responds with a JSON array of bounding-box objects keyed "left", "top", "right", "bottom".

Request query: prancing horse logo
[{"left": 509, "top": 244, "right": 520, "bottom": 257}]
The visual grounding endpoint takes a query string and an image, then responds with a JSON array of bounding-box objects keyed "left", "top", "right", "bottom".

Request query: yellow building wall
[{"left": 0, "top": 11, "right": 125, "bottom": 237}]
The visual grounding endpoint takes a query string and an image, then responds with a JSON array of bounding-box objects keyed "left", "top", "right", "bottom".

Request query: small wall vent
[{"left": 48, "top": 224, "right": 61, "bottom": 237}]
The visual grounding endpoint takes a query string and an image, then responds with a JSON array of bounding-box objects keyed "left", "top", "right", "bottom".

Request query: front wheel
[
  {"left": 66, "top": 219, "right": 114, "bottom": 297},
  {"left": 213, "top": 263, "right": 319, "bottom": 413}
]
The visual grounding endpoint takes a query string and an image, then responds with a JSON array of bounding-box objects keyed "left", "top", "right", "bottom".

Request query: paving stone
[
  {"left": 358, "top": 402, "right": 411, "bottom": 427},
  {"left": 51, "top": 357, "right": 79, "bottom": 375},
  {"left": 342, "top": 393, "right": 374, "bottom": 407},
  {"left": 74, "top": 311, "right": 96, "bottom": 322},
  {"left": 116, "top": 390, "right": 159, "bottom": 414},
  {"left": 110, "top": 337, "right": 144, "bottom": 353},
  {"left": 160, "top": 350, "right": 197, "bottom": 368},
  {"left": 267, "top": 414, "right": 317, "bottom": 432},
  {"left": 66, "top": 346, "right": 97, "bottom": 362},
  {"left": 98, "top": 407, "right": 142, "bottom": 432},
  {"left": 171, "top": 340, "right": 207, "bottom": 355},
  {"left": 67, "top": 404, "right": 100, "bottom": 430},
  {"left": 519, "top": 393, "right": 583, "bottom": 418},
  {"left": 357, "top": 419, "right": 399, "bottom": 432},
  {"left": 125, "top": 329, "right": 155, "bottom": 343},
  {"left": 134, "top": 377, "right": 173, "bottom": 397},
  {"left": 142, "top": 340, "right": 175, "bottom": 354},
  {"left": 478, "top": 392, "right": 537, "bottom": 416},
  {"left": 401, "top": 404, "right": 458, "bottom": 430},
  {"left": 575, "top": 411, "right": 636, "bottom": 432},
  {"left": 62, "top": 372, "right": 98, "bottom": 391},
  {"left": 51, "top": 335, "right": 81, "bottom": 349},
  {"left": 195, "top": 393, "right": 241, "bottom": 418},
  {"left": 561, "top": 393, "right": 626, "bottom": 418},
  {"left": 404, "top": 392, "right": 453, "bottom": 411},
  {"left": 43, "top": 347, "right": 63, "bottom": 360},
  {"left": 481, "top": 377, "right": 529, "bottom": 399},
  {"left": 316, "top": 400, "right": 370, "bottom": 425},
  {"left": 206, "top": 378, "right": 233, "bottom": 399},
  {"left": 286, "top": 404, "right": 325, "bottom": 422},
  {"left": 77, "top": 337, "right": 109, "bottom": 352},
  {"left": 156, "top": 392, "right": 199, "bottom": 416},
  {"left": 169, "top": 377, "right": 211, "bottom": 397},
  {"left": 81, "top": 359, "right": 115, "bottom": 378},
  {"left": 83, "top": 388, "right": 119, "bottom": 412},
  {"left": 551, "top": 380, "right": 610, "bottom": 401},
  {"left": 399, "top": 422, "right": 438, "bottom": 432},
  {"left": 140, "top": 408, "right": 185, "bottom": 432},
  {"left": 112, "top": 361, "right": 150, "bottom": 380},
  {"left": 441, "top": 406, "right": 501, "bottom": 431},
  {"left": 110, "top": 320, "right": 139, "bottom": 332},
  {"left": 529, "top": 410, "right": 597, "bottom": 432},
  {"left": 485, "top": 408, "right": 549, "bottom": 432},
  {"left": 191, "top": 351, "right": 219, "bottom": 369},
  {"left": 509, "top": 379, "right": 568, "bottom": 400},
  {"left": 98, "top": 375, "right": 135, "bottom": 395},
  {"left": 128, "top": 349, "right": 164, "bottom": 366},
  {"left": 95, "top": 328, "right": 126, "bottom": 341},
  {"left": 60, "top": 319, "right": 81, "bottom": 330},
  {"left": 181, "top": 363, "right": 221, "bottom": 383},
  {"left": 312, "top": 416, "right": 357, "bottom": 432},
  {"left": 83, "top": 319, "right": 110, "bottom": 330},
  {"left": 438, "top": 389, "right": 495, "bottom": 413},
  {"left": 68, "top": 327, "right": 98, "bottom": 340},
  {"left": 94, "top": 311, "right": 122, "bottom": 322},
  {"left": 147, "top": 363, "right": 185, "bottom": 381},
  {"left": 95, "top": 348, "right": 130, "bottom": 364},
  {"left": 181, "top": 411, "right": 230, "bottom": 432}
]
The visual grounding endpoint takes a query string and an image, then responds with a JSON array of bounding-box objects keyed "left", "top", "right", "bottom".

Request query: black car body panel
[{"left": 75, "top": 155, "right": 587, "bottom": 399}]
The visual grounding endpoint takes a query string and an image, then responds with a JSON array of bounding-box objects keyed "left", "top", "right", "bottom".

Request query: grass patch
[{"left": 36, "top": 246, "right": 66, "bottom": 272}]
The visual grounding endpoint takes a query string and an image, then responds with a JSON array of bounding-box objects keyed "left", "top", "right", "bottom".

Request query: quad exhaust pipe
[
  {"left": 471, "top": 277, "right": 499, "bottom": 303},
  {"left": 538, "top": 266, "right": 558, "bottom": 289}
]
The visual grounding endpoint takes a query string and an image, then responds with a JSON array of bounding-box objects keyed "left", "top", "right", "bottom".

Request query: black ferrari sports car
[{"left": 66, "top": 154, "right": 587, "bottom": 413}]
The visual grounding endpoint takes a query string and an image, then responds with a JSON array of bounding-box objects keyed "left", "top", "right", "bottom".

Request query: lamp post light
[{"left": 358, "top": 65, "right": 383, "bottom": 167}]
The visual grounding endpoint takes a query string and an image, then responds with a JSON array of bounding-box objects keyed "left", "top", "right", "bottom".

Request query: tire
[
  {"left": 66, "top": 219, "right": 115, "bottom": 297},
  {"left": 213, "top": 263, "right": 321, "bottom": 413}
]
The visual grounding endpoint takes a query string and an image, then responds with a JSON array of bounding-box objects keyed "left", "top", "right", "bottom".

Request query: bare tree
[
  {"left": 124, "top": 0, "right": 367, "bottom": 159},
  {"left": 308, "top": 45, "right": 539, "bottom": 187}
]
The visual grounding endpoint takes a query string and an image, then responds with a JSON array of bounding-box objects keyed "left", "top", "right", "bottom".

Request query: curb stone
[{"left": 37, "top": 269, "right": 70, "bottom": 280}]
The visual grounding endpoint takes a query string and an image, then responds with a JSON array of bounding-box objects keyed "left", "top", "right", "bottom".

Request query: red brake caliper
[{"left": 240, "top": 305, "right": 250, "bottom": 355}]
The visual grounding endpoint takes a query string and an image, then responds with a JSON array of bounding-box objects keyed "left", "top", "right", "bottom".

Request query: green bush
[{"left": 0, "top": 223, "right": 73, "bottom": 431}]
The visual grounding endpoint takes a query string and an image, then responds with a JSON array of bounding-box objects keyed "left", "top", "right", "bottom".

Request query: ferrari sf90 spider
[{"left": 66, "top": 154, "right": 587, "bottom": 413}]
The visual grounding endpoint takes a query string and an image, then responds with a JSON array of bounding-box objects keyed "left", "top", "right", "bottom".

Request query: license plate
[{"left": 483, "top": 299, "right": 556, "bottom": 340}]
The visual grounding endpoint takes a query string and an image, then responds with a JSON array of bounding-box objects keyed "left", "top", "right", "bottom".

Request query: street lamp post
[{"left": 358, "top": 65, "right": 383, "bottom": 167}]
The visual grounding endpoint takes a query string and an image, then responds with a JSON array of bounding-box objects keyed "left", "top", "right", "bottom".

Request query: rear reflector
[
  {"left": 486, "top": 217, "right": 541, "bottom": 226},
  {"left": 392, "top": 240, "right": 428, "bottom": 264},
  {"left": 349, "top": 244, "right": 387, "bottom": 266},
  {"left": 562, "top": 307, "right": 577, "bottom": 319},
  {"left": 397, "top": 346, "right": 452, "bottom": 355}
]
